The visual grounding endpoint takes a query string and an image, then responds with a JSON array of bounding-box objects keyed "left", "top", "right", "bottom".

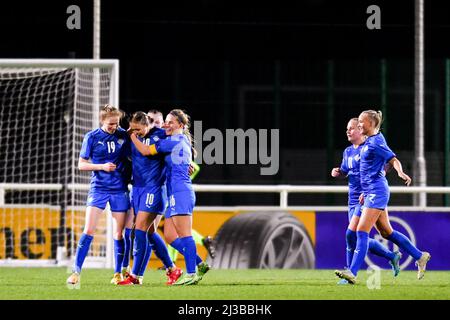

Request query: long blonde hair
[{"left": 169, "top": 109, "right": 197, "bottom": 158}]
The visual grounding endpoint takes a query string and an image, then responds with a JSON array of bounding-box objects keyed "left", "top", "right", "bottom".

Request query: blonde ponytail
[{"left": 169, "top": 109, "right": 197, "bottom": 159}]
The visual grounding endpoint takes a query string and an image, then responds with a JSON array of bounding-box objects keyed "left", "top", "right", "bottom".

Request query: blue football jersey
[
  {"left": 339, "top": 143, "right": 364, "bottom": 206},
  {"left": 155, "top": 134, "right": 193, "bottom": 195},
  {"left": 360, "top": 133, "right": 396, "bottom": 194},
  {"left": 80, "top": 127, "right": 131, "bottom": 192},
  {"left": 131, "top": 127, "right": 167, "bottom": 188}
]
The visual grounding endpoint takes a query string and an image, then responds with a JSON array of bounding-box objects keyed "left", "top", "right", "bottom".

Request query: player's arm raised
[{"left": 129, "top": 132, "right": 157, "bottom": 156}]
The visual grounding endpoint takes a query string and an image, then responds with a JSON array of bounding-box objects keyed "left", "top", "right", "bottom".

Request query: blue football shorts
[
  {"left": 166, "top": 190, "right": 196, "bottom": 218},
  {"left": 363, "top": 188, "right": 390, "bottom": 210},
  {"left": 348, "top": 203, "right": 363, "bottom": 222},
  {"left": 87, "top": 191, "right": 130, "bottom": 212},
  {"left": 131, "top": 185, "right": 165, "bottom": 215}
]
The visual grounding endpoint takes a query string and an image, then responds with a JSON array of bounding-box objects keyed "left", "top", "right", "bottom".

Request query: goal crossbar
[{"left": 0, "top": 59, "right": 118, "bottom": 69}]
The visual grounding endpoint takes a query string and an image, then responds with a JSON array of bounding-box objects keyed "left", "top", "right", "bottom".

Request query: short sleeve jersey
[
  {"left": 359, "top": 133, "right": 396, "bottom": 194},
  {"left": 339, "top": 143, "right": 364, "bottom": 206},
  {"left": 80, "top": 127, "right": 131, "bottom": 192},
  {"left": 131, "top": 127, "right": 167, "bottom": 188},
  {"left": 154, "top": 134, "right": 193, "bottom": 195}
]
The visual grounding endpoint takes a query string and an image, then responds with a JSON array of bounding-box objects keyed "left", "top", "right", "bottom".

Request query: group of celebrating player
[
  {"left": 67, "top": 105, "right": 212, "bottom": 287},
  {"left": 332, "top": 110, "right": 431, "bottom": 284},
  {"left": 65, "top": 104, "right": 431, "bottom": 288}
]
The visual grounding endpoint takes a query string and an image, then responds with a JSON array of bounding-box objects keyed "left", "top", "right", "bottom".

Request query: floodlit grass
[{"left": 0, "top": 267, "right": 449, "bottom": 300}]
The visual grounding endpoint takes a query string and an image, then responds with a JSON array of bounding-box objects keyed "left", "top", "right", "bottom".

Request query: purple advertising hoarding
[{"left": 315, "top": 211, "right": 450, "bottom": 270}]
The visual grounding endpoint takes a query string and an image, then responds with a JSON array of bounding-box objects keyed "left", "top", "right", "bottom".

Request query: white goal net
[{"left": 0, "top": 59, "right": 119, "bottom": 268}]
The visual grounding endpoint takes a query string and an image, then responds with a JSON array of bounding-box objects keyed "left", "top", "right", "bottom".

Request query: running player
[
  {"left": 335, "top": 110, "right": 431, "bottom": 284},
  {"left": 331, "top": 117, "right": 401, "bottom": 284}
]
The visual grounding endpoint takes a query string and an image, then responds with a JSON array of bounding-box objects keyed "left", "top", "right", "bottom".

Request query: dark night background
[{"left": 1, "top": 0, "right": 449, "bottom": 206}]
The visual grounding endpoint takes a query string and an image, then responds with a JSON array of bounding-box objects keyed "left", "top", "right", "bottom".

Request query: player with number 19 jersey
[{"left": 80, "top": 127, "right": 131, "bottom": 211}]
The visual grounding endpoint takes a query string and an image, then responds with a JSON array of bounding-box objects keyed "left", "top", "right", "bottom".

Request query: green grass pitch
[{"left": 0, "top": 267, "right": 449, "bottom": 300}]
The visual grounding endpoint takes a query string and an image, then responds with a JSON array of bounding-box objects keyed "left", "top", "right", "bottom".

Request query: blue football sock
[
  {"left": 179, "top": 236, "right": 197, "bottom": 274},
  {"left": 131, "top": 229, "right": 149, "bottom": 276},
  {"left": 73, "top": 233, "right": 93, "bottom": 274},
  {"left": 113, "top": 238, "right": 125, "bottom": 273},
  {"left": 137, "top": 241, "right": 153, "bottom": 277},
  {"left": 122, "top": 228, "right": 132, "bottom": 269},
  {"left": 387, "top": 230, "right": 422, "bottom": 260},
  {"left": 368, "top": 238, "right": 395, "bottom": 261},
  {"left": 345, "top": 229, "right": 357, "bottom": 269},
  {"left": 170, "top": 238, "right": 203, "bottom": 265},
  {"left": 350, "top": 231, "right": 369, "bottom": 276},
  {"left": 148, "top": 232, "right": 174, "bottom": 269}
]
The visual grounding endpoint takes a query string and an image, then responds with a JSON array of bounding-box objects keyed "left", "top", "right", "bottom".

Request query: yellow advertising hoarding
[{"left": 0, "top": 207, "right": 60, "bottom": 259}]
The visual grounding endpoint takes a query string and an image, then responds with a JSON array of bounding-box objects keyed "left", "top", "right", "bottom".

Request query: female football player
[
  {"left": 331, "top": 117, "right": 401, "bottom": 284},
  {"left": 118, "top": 111, "right": 183, "bottom": 286},
  {"left": 130, "top": 109, "right": 204, "bottom": 285},
  {"left": 67, "top": 104, "right": 131, "bottom": 286},
  {"left": 335, "top": 110, "right": 430, "bottom": 284}
]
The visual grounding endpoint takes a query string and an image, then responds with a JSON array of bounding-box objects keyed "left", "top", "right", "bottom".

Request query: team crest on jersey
[
  {"left": 117, "top": 139, "right": 124, "bottom": 145},
  {"left": 363, "top": 145, "right": 368, "bottom": 153},
  {"left": 153, "top": 136, "right": 159, "bottom": 142}
]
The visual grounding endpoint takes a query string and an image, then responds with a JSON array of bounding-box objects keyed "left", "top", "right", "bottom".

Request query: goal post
[{"left": 0, "top": 59, "right": 119, "bottom": 268}]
